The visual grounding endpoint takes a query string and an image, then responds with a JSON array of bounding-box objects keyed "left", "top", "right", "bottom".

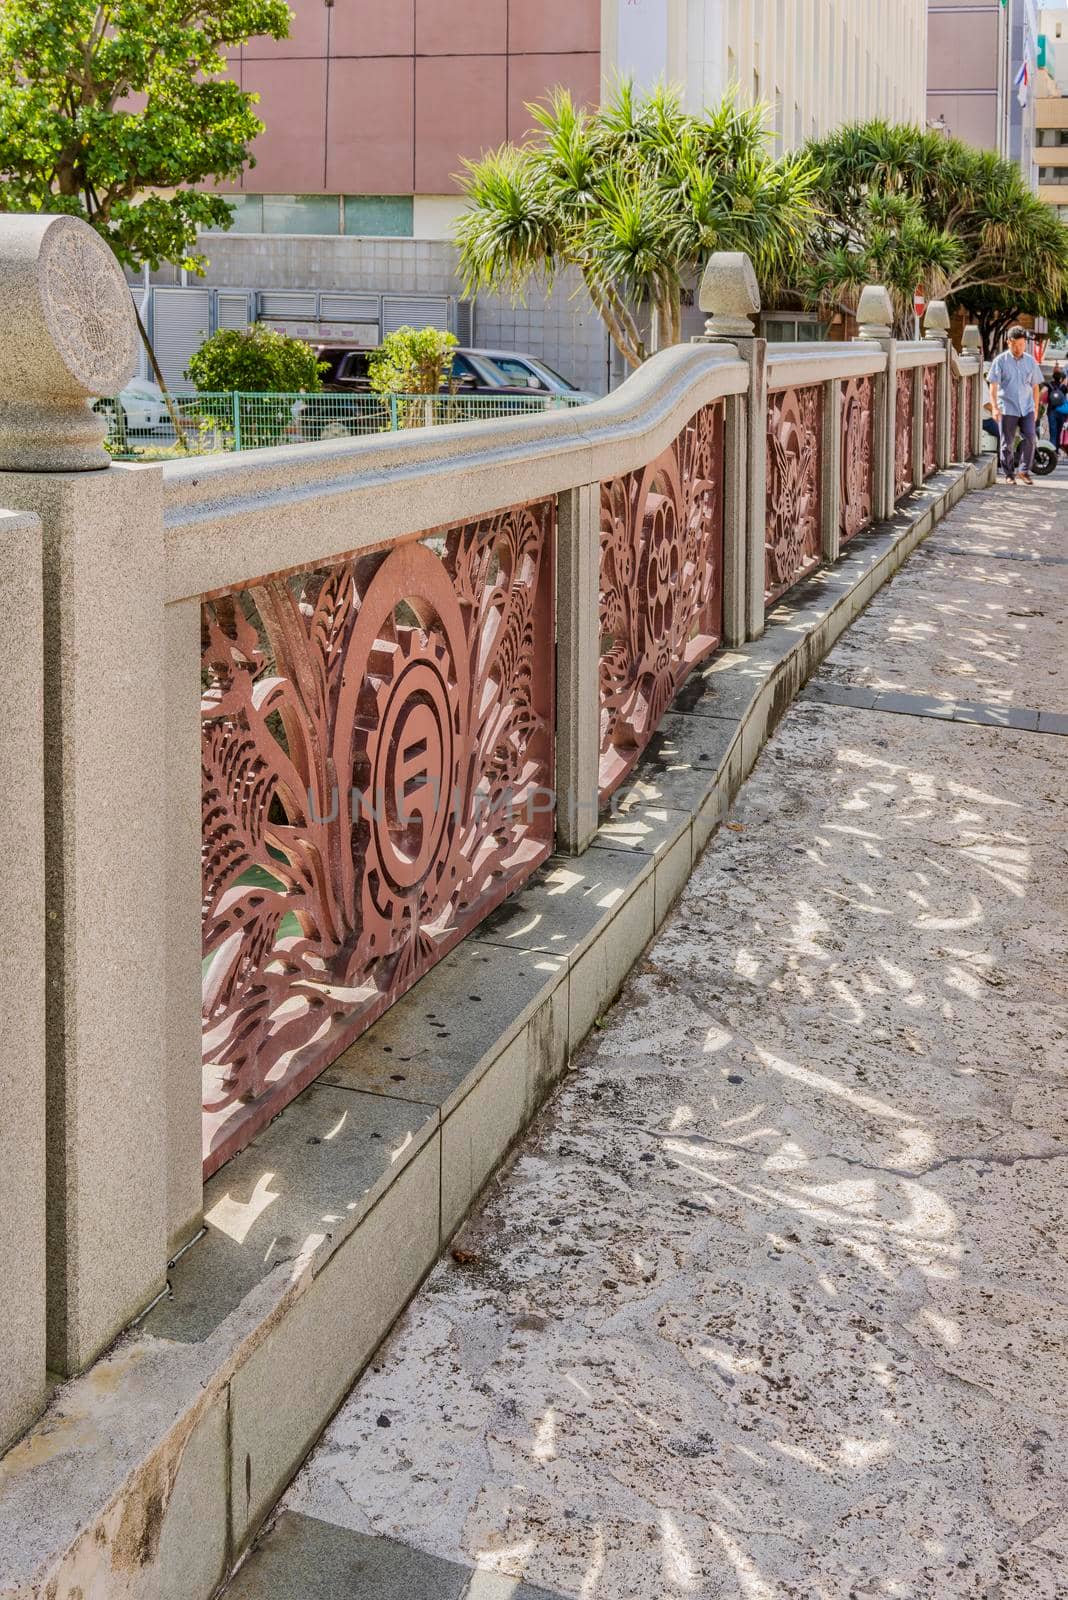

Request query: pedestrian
[
  {"left": 987, "top": 327, "right": 1044, "bottom": 485},
  {"left": 1045, "top": 366, "right": 1068, "bottom": 449}
]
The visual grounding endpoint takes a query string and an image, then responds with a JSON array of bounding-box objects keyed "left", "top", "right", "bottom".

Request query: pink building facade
[{"left": 228, "top": 0, "right": 600, "bottom": 205}]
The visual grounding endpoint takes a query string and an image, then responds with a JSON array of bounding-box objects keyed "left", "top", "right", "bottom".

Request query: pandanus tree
[
  {"left": 455, "top": 82, "right": 818, "bottom": 369},
  {"left": 793, "top": 120, "right": 1068, "bottom": 345}
]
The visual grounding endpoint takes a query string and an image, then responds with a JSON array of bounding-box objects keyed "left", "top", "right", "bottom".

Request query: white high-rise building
[{"left": 602, "top": 0, "right": 928, "bottom": 145}]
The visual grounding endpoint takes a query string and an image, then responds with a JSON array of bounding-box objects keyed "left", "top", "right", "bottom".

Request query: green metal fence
[{"left": 98, "top": 389, "right": 588, "bottom": 458}]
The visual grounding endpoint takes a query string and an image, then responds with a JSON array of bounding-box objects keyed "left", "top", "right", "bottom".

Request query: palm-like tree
[
  {"left": 454, "top": 82, "right": 818, "bottom": 369},
  {"left": 797, "top": 120, "right": 1068, "bottom": 342}
]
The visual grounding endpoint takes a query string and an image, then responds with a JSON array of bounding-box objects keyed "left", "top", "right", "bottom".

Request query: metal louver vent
[
  {"left": 454, "top": 298, "right": 474, "bottom": 345},
  {"left": 320, "top": 293, "right": 381, "bottom": 323},
  {"left": 383, "top": 295, "right": 450, "bottom": 335},
  {"left": 151, "top": 288, "right": 211, "bottom": 390},
  {"left": 216, "top": 292, "right": 252, "bottom": 331},
  {"left": 258, "top": 291, "right": 317, "bottom": 319}
]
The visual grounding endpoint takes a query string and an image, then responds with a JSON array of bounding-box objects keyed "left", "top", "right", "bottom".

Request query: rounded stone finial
[
  {"left": 923, "top": 300, "right": 951, "bottom": 340},
  {"left": 698, "top": 252, "right": 761, "bottom": 338},
  {"left": 0, "top": 214, "right": 138, "bottom": 471},
  {"left": 856, "top": 284, "right": 894, "bottom": 339},
  {"left": 961, "top": 324, "right": 982, "bottom": 354}
]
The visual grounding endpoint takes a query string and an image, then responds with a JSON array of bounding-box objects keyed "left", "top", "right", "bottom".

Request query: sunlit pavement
[{"left": 227, "top": 477, "right": 1068, "bottom": 1599}]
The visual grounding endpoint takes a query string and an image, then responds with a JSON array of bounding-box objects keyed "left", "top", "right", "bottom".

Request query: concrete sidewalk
[{"left": 227, "top": 477, "right": 1068, "bottom": 1600}]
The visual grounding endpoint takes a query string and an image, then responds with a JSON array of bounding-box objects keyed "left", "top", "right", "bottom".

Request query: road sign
[{"left": 914, "top": 287, "right": 927, "bottom": 318}]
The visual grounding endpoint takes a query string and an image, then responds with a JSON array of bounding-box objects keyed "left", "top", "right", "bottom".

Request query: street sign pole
[{"left": 913, "top": 287, "right": 926, "bottom": 341}]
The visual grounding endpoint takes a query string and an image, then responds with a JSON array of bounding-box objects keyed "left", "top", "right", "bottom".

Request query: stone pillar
[
  {"left": 924, "top": 300, "right": 952, "bottom": 469},
  {"left": 721, "top": 390, "right": 749, "bottom": 647},
  {"left": 856, "top": 285, "right": 896, "bottom": 520},
  {"left": 910, "top": 365, "right": 925, "bottom": 490},
  {"left": 0, "top": 215, "right": 170, "bottom": 1374},
  {"left": 963, "top": 324, "right": 984, "bottom": 457},
  {"left": 555, "top": 484, "right": 601, "bottom": 855},
  {"left": 697, "top": 252, "right": 765, "bottom": 639},
  {"left": 820, "top": 378, "right": 842, "bottom": 564},
  {"left": 0, "top": 505, "right": 46, "bottom": 1450},
  {"left": 165, "top": 598, "right": 207, "bottom": 1251}
]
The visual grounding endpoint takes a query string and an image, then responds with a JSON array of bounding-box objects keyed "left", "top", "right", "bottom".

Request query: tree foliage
[
  {"left": 368, "top": 326, "right": 458, "bottom": 395},
  {"left": 793, "top": 121, "right": 1068, "bottom": 342},
  {"left": 455, "top": 81, "right": 817, "bottom": 368},
  {"left": 0, "top": 0, "right": 290, "bottom": 272},
  {"left": 186, "top": 325, "right": 325, "bottom": 392}
]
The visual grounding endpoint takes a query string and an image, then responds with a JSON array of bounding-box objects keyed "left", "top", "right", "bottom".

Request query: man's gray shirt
[{"left": 988, "top": 350, "right": 1043, "bottom": 417}]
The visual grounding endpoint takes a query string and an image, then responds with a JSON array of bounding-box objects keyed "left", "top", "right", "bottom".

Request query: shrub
[
  {"left": 369, "top": 326, "right": 458, "bottom": 395},
  {"left": 186, "top": 326, "right": 326, "bottom": 394}
]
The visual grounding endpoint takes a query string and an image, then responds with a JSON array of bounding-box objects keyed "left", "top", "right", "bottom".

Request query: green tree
[
  {"left": 794, "top": 121, "right": 1068, "bottom": 344},
  {"left": 368, "top": 326, "right": 459, "bottom": 395},
  {"left": 0, "top": 0, "right": 290, "bottom": 415},
  {"left": 187, "top": 325, "right": 325, "bottom": 393},
  {"left": 455, "top": 81, "right": 817, "bottom": 369}
]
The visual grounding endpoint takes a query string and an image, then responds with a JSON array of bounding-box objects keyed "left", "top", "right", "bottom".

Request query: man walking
[{"left": 988, "top": 327, "right": 1044, "bottom": 485}]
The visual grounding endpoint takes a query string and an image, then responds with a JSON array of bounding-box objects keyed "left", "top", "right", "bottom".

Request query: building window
[
  {"left": 1038, "top": 128, "right": 1068, "bottom": 147},
  {"left": 205, "top": 195, "right": 265, "bottom": 233},
  {"left": 763, "top": 316, "right": 827, "bottom": 343},
  {"left": 1039, "top": 166, "right": 1068, "bottom": 184},
  {"left": 262, "top": 195, "right": 342, "bottom": 234},
  {"left": 342, "top": 196, "right": 414, "bottom": 237},
  {"left": 204, "top": 196, "right": 344, "bottom": 234}
]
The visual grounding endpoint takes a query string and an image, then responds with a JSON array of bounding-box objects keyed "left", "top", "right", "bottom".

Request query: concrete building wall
[
  {"left": 600, "top": 0, "right": 928, "bottom": 144},
  {"left": 229, "top": 0, "right": 600, "bottom": 203},
  {"left": 189, "top": 0, "right": 932, "bottom": 393},
  {"left": 1036, "top": 10, "right": 1068, "bottom": 220},
  {"left": 197, "top": 235, "right": 610, "bottom": 394},
  {"left": 927, "top": 0, "right": 1039, "bottom": 187}
]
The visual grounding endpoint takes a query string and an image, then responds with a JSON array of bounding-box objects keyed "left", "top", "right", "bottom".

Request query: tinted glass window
[
  {"left": 529, "top": 359, "right": 577, "bottom": 390},
  {"left": 343, "top": 196, "right": 414, "bottom": 237},
  {"left": 262, "top": 195, "right": 341, "bottom": 235},
  {"left": 487, "top": 357, "right": 545, "bottom": 386}
]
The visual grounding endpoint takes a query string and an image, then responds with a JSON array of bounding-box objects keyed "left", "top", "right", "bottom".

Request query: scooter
[
  {"left": 1029, "top": 437, "right": 1058, "bottom": 476},
  {"left": 1029, "top": 411, "right": 1068, "bottom": 475}
]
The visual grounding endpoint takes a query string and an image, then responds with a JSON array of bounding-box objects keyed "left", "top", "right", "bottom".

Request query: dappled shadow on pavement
[{"left": 266, "top": 485, "right": 1068, "bottom": 1599}]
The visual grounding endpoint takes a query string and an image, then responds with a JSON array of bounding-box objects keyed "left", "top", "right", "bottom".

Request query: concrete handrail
[
  {"left": 896, "top": 340, "right": 946, "bottom": 369},
  {"left": 765, "top": 343, "right": 887, "bottom": 390},
  {"left": 163, "top": 342, "right": 748, "bottom": 603}
]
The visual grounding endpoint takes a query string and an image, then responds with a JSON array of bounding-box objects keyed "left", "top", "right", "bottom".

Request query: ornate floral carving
[
  {"left": 895, "top": 369, "right": 914, "bottom": 501},
  {"left": 964, "top": 380, "right": 974, "bottom": 459},
  {"left": 951, "top": 375, "right": 960, "bottom": 462},
  {"left": 598, "top": 403, "right": 725, "bottom": 799},
  {"left": 840, "top": 374, "right": 874, "bottom": 544},
  {"left": 922, "top": 364, "right": 938, "bottom": 478},
  {"left": 38, "top": 219, "right": 137, "bottom": 392},
  {"left": 201, "top": 503, "right": 555, "bottom": 1172},
  {"left": 765, "top": 384, "right": 822, "bottom": 606}
]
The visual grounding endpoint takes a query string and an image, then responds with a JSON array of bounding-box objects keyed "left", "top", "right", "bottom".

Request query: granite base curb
[{"left": 0, "top": 457, "right": 992, "bottom": 1600}]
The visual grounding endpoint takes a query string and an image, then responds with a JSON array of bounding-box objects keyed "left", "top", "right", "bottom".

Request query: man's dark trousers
[{"left": 999, "top": 412, "right": 1036, "bottom": 478}]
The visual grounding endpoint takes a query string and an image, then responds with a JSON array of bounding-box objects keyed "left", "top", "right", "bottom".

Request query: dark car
[{"left": 296, "top": 346, "right": 591, "bottom": 440}]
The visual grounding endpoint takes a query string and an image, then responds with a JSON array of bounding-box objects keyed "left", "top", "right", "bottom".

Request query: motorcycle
[{"left": 1029, "top": 437, "right": 1058, "bottom": 476}]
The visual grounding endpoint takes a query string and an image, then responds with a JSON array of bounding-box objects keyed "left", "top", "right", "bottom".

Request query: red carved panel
[
  {"left": 951, "top": 375, "right": 960, "bottom": 462},
  {"left": 923, "top": 364, "right": 938, "bottom": 479},
  {"left": 964, "top": 379, "right": 974, "bottom": 458},
  {"left": 839, "top": 374, "right": 874, "bottom": 545},
  {"left": 895, "top": 369, "right": 914, "bottom": 501},
  {"left": 765, "top": 384, "right": 823, "bottom": 608},
  {"left": 598, "top": 402, "right": 725, "bottom": 800},
  {"left": 201, "top": 503, "right": 556, "bottom": 1173}
]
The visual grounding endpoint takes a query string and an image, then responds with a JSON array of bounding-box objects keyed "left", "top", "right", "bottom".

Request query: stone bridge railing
[{"left": 0, "top": 217, "right": 985, "bottom": 1454}]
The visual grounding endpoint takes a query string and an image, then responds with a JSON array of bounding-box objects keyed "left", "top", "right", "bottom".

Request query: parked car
[
  {"left": 93, "top": 378, "right": 169, "bottom": 433},
  {"left": 297, "top": 346, "right": 594, "bottom": 440}
]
